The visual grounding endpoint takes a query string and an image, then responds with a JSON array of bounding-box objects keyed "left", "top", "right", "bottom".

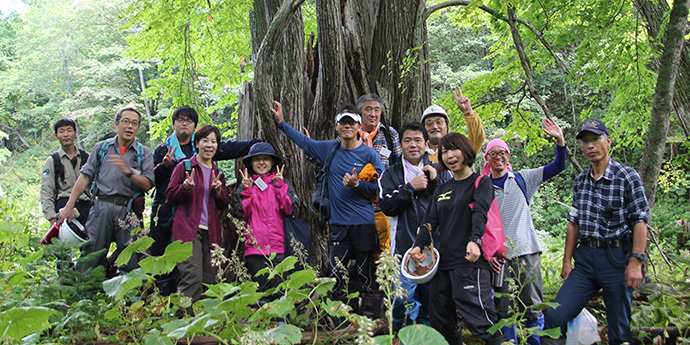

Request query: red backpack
[{"left": 469, "top": 175, "right": 507, "bottom": 261}]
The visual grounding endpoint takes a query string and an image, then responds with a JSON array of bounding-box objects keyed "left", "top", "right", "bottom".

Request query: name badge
[
  {"left": 379, "top": 147, "right": 392, "bottom": 158},
  {"left": 254, "top": 177, "right": 269, "bottom": 191}
]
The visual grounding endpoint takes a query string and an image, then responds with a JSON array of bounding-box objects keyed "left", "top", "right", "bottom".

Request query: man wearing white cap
[
  {"left": 422, "top": 87, "right": 485, "bottom": 162},
  {"left": 272, "top": 101, "right": 385, "bottom": 319}
]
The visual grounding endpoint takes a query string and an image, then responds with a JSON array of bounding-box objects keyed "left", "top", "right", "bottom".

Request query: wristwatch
[
  {"left": 470, "top": 237, "right": 483, "bottom": 246},
  {"left": 630, "top": 253, "right": 646, "bottom": 263},
  {"left": 126, "top": 170, "right": 134, "bottom": 178}
]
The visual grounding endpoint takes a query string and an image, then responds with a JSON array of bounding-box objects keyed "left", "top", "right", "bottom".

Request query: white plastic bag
[{"left": 566, "top": 308, "right": 601, "bottom": 345}]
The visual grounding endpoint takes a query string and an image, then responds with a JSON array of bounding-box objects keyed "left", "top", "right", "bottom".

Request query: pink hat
[{"left": 482, "top": 139, "right": 513, "bottom": 176}]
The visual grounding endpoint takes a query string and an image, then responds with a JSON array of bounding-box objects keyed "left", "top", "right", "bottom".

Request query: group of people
[{"left": 41, "top": 91, "right": 649, "bottom": 345}]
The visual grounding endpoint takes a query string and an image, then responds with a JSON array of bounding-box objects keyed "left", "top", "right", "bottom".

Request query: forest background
[{"left": 0, "top": 0, "right": 689, "bottom": 344}]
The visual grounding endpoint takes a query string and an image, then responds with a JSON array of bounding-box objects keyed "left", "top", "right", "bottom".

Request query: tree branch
[
  {"left": 506, "top": 5, "right": 583, "bottom": 172},
  {"left": 424, "top": 0, "right": 469, "bottom": 20}
]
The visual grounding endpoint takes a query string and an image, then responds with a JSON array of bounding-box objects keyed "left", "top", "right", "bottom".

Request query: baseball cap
[
  {"left": 576, "top": 119, "right": 610, "bottom": 139},
  {"left": 335, "top": 112, "right": 362, "bottom": 124},
  {"left": 421, "top": 104, "right": 449, "bottom": 124}
]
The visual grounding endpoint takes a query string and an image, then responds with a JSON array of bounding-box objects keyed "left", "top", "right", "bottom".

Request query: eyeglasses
[
  {"left": 176, "top": 118, "right": 194, "bottom": 125},
  {"left": 579, "top": 135, "right": 604, "bottom": 145},
  {"left": 487, "top": 151, "right": 509, "bottom": 159},
  {"left": 119, "top": 119, "right": 140, "bottom": 127},
  {"left": 424, "top": 118, "right": 446, "bottom": 127}
]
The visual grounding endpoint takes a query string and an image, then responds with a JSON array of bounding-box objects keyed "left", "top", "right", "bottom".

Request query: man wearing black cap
[{"left": 543, "top": 119, "right": 649, "bottom": 345}]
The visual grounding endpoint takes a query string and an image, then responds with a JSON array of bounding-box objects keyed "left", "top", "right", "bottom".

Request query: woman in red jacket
[{"left": 166, "top": 125, "right": 230, "bottom": 308}]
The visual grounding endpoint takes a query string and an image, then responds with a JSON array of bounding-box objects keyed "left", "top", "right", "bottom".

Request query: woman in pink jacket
[
  {"left": 237, "top": 142, "right": 294, "bottom": 295},
  {"left": 166, "top": 125, "right": 230, "bottom": 309}
]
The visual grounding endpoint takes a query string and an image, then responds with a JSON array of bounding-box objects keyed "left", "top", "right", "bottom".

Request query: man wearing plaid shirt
[
  {"left": 357, "top": 94, "right": 402, "bottom": 257},
  {"left": 543, "top": 119, "right": 649, "bottom": 345}
]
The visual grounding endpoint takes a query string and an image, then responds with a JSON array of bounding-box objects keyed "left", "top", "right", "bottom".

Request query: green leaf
[
  {"left": 286, "top": 269, "right": 316, "bottom": 290},
  {"left": 167, "top": 314, "right": 218, "bottom": 339},
  {"left": 116, "top": 237, "right": 154, "bottom": 267},
  {"left": 374, "top": 334, "right": 396, "bottom": 344},
  {"left": 536, "top": 327, "right": 562, "bottom": 339},
  {"left": 7, "top": 271, "right": 29, "bottom": 286},
  {"left": 142, "top": 329, "right": 175, "bottom": 345},
  {"left": 203, "top": 282, "right": 240, "bottom": 300},
  {"left": 398, "top": 324, "right": 447, "bottom": 345},
  {"left": 0, "top": 307, "right": 56, "bottom": 340},
  {"left": 261, "top": 324, "right": 302, "bottom": 345},
  {"left": 138, "top": 241, "right": 191, "bottom": 275},
  {"left": 104, "top": 308, "right": 122, "bottom": 320},
  {"left": 102, "top": 269, "right": 147, "bottom": 299}
]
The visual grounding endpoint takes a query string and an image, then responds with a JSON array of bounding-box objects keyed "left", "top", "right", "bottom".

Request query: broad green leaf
[
  {"left": 261, "top": 324, "right": 302, "bottom": 345},
  {"left": 167, "top": 314, "right": 218, "bottom": 339},
  {"left": 7, "top": 271, "right": 29, "bottom": 286},
  {"left": 103, "top": 270, "right": 145, "bottom": 299},
  {"left": 142, "top": 329, "right": 175, "bottom": 345},
  {"left": 398, "top": 324, "right": 447, "bottom": 345},
  {"left": 286, "top": 269, "right": 316, "bottom": 290},
  {"left": 374, "top": 334, "right": 396, "bottom": 345},
  {"left": 116, "top": 237, "right": 154, "bottom": 267},
  {"left": 138, "top": 241, "right": 191, "bottom": 275},
  {"left": 0, "top": 307, "right": 56, "bottom": 340},
  {"left": 203, "top": 282, "right": 240, "bottom": 300}
]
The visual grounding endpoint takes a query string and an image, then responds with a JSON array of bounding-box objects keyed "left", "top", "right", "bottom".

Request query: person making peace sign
[
  {"left": 165, "top": 125, "right": 231, "bottom": 312},
  {"left": 236, "top": 142, "right": 297, "bottom": 299}
]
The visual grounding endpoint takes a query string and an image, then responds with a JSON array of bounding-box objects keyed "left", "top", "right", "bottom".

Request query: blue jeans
[
  {"left": 544, "top": 245, "right": 633, "bottom": 345},
  {"left": 392, "top": 273, "right": 431, "bottom": 330}
]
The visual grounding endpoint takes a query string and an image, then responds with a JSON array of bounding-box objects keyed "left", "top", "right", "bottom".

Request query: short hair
[
  {"left": 356, "top": 93, "right": 384, "bottom": 114},
  {"left": 54, "top": 118, "right": 77, "bottom": 133},
  {"left": 399, "top": 121, "right": 428, "bottom": 143},
  {"left": 172, "top": 105, "right": 199, "bottom": 127},
  {"left": 437, "top": 132, "right": 476, "bottom": 173},
  {"left": 115, "top": 108, "right": 142, "bottom": 122},
  {"left": 193, "top": 125, "right": 222, "bottom": 150}
]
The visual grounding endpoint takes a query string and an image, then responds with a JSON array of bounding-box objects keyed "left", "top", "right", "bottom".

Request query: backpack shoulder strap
[
  {"left": 78, "top": 148, "right": 89, "bottom": 169},
  {"left": 51, "top": 151, "right": 63, "bottom": 190},
  {"left": 380, "top": 124, "right": 398, "bottom": 166},
  {"left": 513, "top": 172, "right": 529, "bottom": 205},
  {"left": 91, "top": 140, "right": 112, "bottom": 196},
  {"left": 323, "top": 141, "right": 340, "bottom": 173}
]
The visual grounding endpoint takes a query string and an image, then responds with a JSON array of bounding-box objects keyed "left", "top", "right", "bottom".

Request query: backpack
[
  {"left": 154, "top": 159, "right": 192, "bottom": 229},
  {"left": 310, "top": 141, "right": 340, "bottom": 221},
  {"left": 51, "top": 148, "right": 89, "bottom": 199},
  {"left": 90, "top": 138, "right": 146, "bottom": 197},
  {"left": 470, "top": 175, "right": 507, "bottom": 262}
]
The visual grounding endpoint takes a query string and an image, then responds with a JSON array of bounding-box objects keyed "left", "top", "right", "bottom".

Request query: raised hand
[
  {"left": 163, "top": 144, "right": 177, "bottom": 167},
  {"left": 271, "top": 101, "right": 284, "bottom": 123},
  {"left": 239, "top": 168, "right": 253, "bottom": 188},
  {"left": 211, "top": 170, "right": 223, "bottom": 194},
  {"left": 542, "top": 118, "right": 565, "bottom": 146},
  {"left": 343, "top": 167, "right": 359, "bottom": 187},
  {"left": 274, "top": 164, "right": 285, "bottom": 181},
  {"left": 453, "top": 86, "right": 472, "bottom": 113},
  {"left": 183, "top": 169, "right": 195, "bottom": 190}
]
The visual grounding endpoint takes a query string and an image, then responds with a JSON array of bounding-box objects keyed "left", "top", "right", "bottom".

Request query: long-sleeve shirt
[
  {"left": 278, "top": 121, "right": 383, "bottom": 225},
  {"left": 427, "top": 109, "right": 485, "bottom": 163},
  {"left": 490, "top": 145, "right": 567, "bottom": 257},
  {"left": 415, "top": 173, "right": 493, "bottom": 270},
  {"left": 166, "top": 156, "right": 231, "bottom": 245},
  {"left": 239, "top": 173, "right": 294, "bottom": 256},
  {"left": 40, "top": 146, "right": 90, "bottom": 220}
]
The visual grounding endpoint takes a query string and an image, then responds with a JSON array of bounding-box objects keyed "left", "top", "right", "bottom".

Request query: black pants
[
  {"left": 149, "top": 204, "right": 171, "bottom": 257},
  {"left": 328, "top": 224, "right": 379, "bottom": 299},
  {"left": 429, "top": 267, "right": 505, "bottom": 344},
  {"left": 246, "top": 253, "right": 286, "bottom": 300}
]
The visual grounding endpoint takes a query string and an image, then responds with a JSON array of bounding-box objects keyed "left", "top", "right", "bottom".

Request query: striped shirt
[{"left": 568, "top": 159, "right": 649, "bottom": 241}]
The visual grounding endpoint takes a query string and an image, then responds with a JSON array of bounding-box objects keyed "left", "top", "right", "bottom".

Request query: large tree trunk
[
  {"left": 241, "top": 0, "right": 434, "bottom": 273},
  {"left": 634, "top": 0, "right": 690, "bottom": 139},
  {"left": 639, "top": 0, "right": 690, "bottom": 209}
]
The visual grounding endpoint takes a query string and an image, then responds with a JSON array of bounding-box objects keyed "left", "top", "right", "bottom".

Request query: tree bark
[
  {"left": 639, "top": 0, "right": 690, "bottom": 209},
  {"left": 634, "top": 0, "right": 690, "bottom": 140}
]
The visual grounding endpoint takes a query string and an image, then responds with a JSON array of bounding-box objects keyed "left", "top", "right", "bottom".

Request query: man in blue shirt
[
  {"left": 272, "top": 101, "right": 384, "bottom": 318},
  {"left": 543, "top": 119, "right": 649, "bottom": 345}
]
